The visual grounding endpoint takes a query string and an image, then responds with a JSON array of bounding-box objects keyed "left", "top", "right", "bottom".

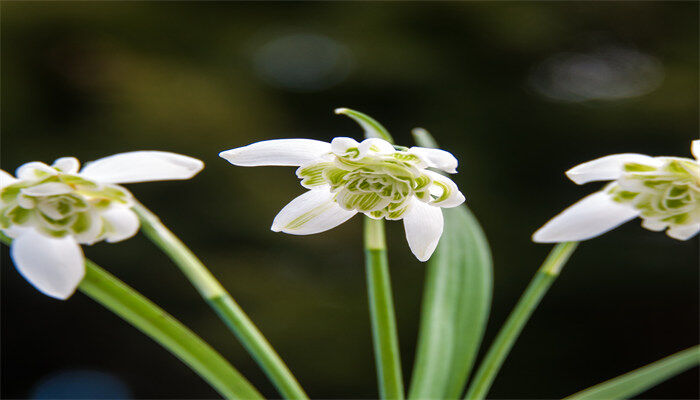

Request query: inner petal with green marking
[
  {"left": 0, "top": 168, "right": 134, "bottom": 242},
  {"left": 608, "top": 158, "right": 700, "bottom": 230},
  {"left": 296, "top": 145, "right": 454, "bottom": 220}
]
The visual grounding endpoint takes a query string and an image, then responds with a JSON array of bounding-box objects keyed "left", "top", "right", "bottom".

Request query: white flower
[
  {"left": 533, "top": 140, "right": 700, "bottom": 242},
  {"left": 1, "top": 151, "right": 204, "bottom": 299},
  {"left": 219, "top": 109, "right": 465, "bottom": 261}
]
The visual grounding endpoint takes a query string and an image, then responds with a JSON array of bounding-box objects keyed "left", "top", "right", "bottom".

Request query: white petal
[
  {"left": 0, "top": 170, "right": 18, "bottom": 188},
  {"left": 409, "top": 147, "right": 458, "bottom": 173},
  {"left": 272, "top": 188, "right": 357, "bottom": 235},
  {"left": 80, "top": 151, "right": 204, "bottom": 184},
  {"left": 16, "top": 162, "right": 57, "bottom": 180},
  {"left": 424, "top": 170, "right": 465, "bottom": 208},
  {"left": 666, "top": 223, "right": 700, "bottom": 240},
  {"left": 20, "top": 182, "right": 73, "bottom": 196},
  {"left": 565, "top": 154, "right": 662, "bottom": 185},
  {"left": 331, "top": 137, "right": 360, "bottom": 155},
  {"left": 641, "top": 218, "right": 667, "bottom": 232},
  {"left": 403, "top": 199, "right": 444, "bottom": 262},
  {"left": 101, "top": 205, "right": 140, "bottom": 243},
  {"left": 358, "top": 138, "right": 395, "bottom": 155},
  {"left": 220, "top": 139, "right": 331, "bottom": 167},
  {"left": 10, "top": 230, "right": 85, "bottom": 299},
  {"left": 52, "top": 157, "right": 80, "bottom": 174},
  {"left": 692, "top": 140, "right": 700, "bottom": 161},
  {"left": 532, "top": 191, "right": 639, "bottom": 243}
]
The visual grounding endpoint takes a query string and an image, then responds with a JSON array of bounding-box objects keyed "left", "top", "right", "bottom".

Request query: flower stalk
[
  {"left": 364, "top": 217, "right": 404, "bottom": 399},
  {"left": 465, "top": 241, "right": 578, "bottom": 400},
  {"left": 133, "top": 202, "right": 308, "bottom": 400},
  {"left": 0, "top": 233, "right": 261, "bottom": 400}
]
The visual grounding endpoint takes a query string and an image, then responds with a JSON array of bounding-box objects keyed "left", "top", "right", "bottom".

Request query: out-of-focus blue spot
[
  {"left": 253, "top": 33, "right": 353, "bottom": 92},
  {"left": 30, "top": 369, "right": 131, "bottom": 399}
]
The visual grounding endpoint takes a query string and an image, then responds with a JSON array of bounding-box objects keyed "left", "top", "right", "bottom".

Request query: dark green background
[{"left": 2, "top": 2, "right": 698, "bottom": 399}]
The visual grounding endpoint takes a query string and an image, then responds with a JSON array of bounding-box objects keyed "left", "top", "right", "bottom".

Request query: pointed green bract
[
  {"left": 408, "top": 129, "right": 493, "bottom": 399},
  {"left": 335, "top": 108, "right": 395, "bottom": 143}
]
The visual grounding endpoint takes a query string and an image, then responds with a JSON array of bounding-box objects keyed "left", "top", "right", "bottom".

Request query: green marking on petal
[
  {"left": 623, "top": 162, "right": 657, "bottom": 172},
  {"left": 71, "top": 212, "right": 92, "bottom": 234}
]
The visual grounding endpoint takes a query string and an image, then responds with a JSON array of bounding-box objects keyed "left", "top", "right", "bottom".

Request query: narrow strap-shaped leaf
[
  {"left": 0, "top": 232, "right": 262, "bottom": 400},
  {"left": 79, "top": 261, "right": 264, "bottom": 400},
  {"left": 408, "top": 129, "right": 493, "bottom": 399},
  {"left": 564, "top": 345, "right": 700, "bottom": 400}
]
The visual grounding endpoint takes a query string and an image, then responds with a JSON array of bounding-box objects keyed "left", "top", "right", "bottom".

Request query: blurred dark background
[{"left": 1, "top": 2, "right": 698, "bottom": 399}]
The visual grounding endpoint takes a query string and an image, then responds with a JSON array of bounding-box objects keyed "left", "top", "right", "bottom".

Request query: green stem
[
  {"left": 364, "top": 217, "right": 405, "bottom": 400},
  {"left": 465, "top": 242, "right": 578, "bottom": 400},
  {"left": 0, "top": 234, "right": 261, "bottom": 400},
  {"left": 565, "top": 345, "right": 700, "bottom": 400},
  {"left": 133, "top": 202, "right": 308, "bottom": 400}
]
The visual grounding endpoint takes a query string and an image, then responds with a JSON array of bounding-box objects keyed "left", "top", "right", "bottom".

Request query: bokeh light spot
[{"left": 253, "top": 33, "right": 353, "bottom": 92}]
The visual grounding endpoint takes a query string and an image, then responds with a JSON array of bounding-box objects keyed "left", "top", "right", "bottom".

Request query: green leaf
[
  {"left": 408, "top": 130, "right": 493, "bottom": 399},
  {"left": 564, "top": 345, "right": 700, "bottom": 400}
]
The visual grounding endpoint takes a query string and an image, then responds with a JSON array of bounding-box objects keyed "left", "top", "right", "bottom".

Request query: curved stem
[
  {"left": 465, "top": 242, "right": 578, "bottom": 400},
  {"left": 364, "top": 217, "right": 405, "bottom": 399},
  {"left": 133, "top": 202, "right": 308, "bottom": 400}
]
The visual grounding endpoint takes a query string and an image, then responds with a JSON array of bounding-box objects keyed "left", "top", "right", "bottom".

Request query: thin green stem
[
  {"left": 364, "top": 217, "right": 405, "bottom": 400},
  {"left": 565, "top": 345, "right": 700, "bottom": 400},
  {"left": 133, "top": 202, "right": 308, "bottom": 400},
  {"left": 0, "top": 233, "right": 261, "bottom": 400},
  {"left": 465, "top": 242, "right": 578, "bottom": 400}
]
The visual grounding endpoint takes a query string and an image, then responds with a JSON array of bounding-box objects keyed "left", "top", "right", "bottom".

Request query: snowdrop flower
[
  {"left": 1, "top": 151, "right": 204, "bottom": 299},
  {"left": 220, "top": 109, "right": 465, "bottom": 261},
  {"left": 533, "top": 140, "right": 700, "bottom": 242}
]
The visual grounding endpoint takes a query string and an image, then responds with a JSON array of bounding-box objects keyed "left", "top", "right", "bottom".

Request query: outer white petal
[
  {"left": 403, "top": 199, "right": 444, "bottom": 262},
  {"left": 532, "top": 191, "right": 639, "bottom": 243},
  {"left": 272, "top": 188, "right": 357, "bottom": 235},
  {"left": 101, "top": 205, "right": 140, "bottom": 243},
  {"left": 666, "top": 223, "right": 700, "bottom": 241},
  {"left": 424, "top": 170, "right": 465, "bottom": 208},
  {"left": 16, "top": 162, "right": 57, "bottom": 180},
  {"left": 52, "top": 157, "right": 80, "bottom": 174},
  {"left": 10, "top": 230, "right": 85, "bottom": 300},
  {"left": 565, "top": 154, "right": 663, "bottom": 185},
  {"left": 692, "top": 140, "right": 700, "bottom": 161},
  {"left": 220, "top": 139, "right": 331, "bottom": 167},
  {"left": 359, "top": 138, "right": 395, "bottom": 155},
  {"left": 331, "top": 137, "right": 360, "bottom": 155},
  {"left": 20, "top": 182, "right": 73, "bottom": 196},
  {"left": 0, "top": 170, "right": 18, "bottom": 188},
  {"left": 408, "top": 147, "right": 458, "bottom": 174},
  {"left": 80, "top": 151, "right": 204, "bottom": 184}
]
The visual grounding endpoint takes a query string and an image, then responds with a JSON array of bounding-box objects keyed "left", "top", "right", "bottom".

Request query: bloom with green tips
[
  {"left": 1, "top": 151, "right": 204, "bottom": 299},
  {"left": 220, "top": 110, "right": 465, "bottom": 261},
  {"left": 533, "top": 140, "right": 700, "bottom": 242}
]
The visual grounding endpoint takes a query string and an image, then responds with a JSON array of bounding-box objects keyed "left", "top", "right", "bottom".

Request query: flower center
[
  {"left": 0, "top": 171, "right": 132, "bottom": 242},
  {"left": 608, "top": 158, "right": 700, "bottom": 229},
  {"left": 297, "top": 147, "right": 434, "bottom": 220}
]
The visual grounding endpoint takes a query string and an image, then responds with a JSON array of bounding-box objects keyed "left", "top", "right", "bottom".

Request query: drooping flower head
[
  {"left": 1, "top": 151, "right": 204, "bottom": 299},
  {"left": 533, "top": 140, "right": 700, "bottom": 242},
  {"left": 220, "top": 108, "right": 465, "bottom": 261}
]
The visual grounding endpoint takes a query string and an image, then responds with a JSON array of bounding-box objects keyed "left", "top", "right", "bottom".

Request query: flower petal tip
[{"left": 334, "top": 108, "right": 349, "bottom": 115}]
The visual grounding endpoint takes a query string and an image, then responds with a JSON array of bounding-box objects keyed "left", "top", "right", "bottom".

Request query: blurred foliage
[{"left": 1, "top": 2, "right": 698, "bottom": 399}]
